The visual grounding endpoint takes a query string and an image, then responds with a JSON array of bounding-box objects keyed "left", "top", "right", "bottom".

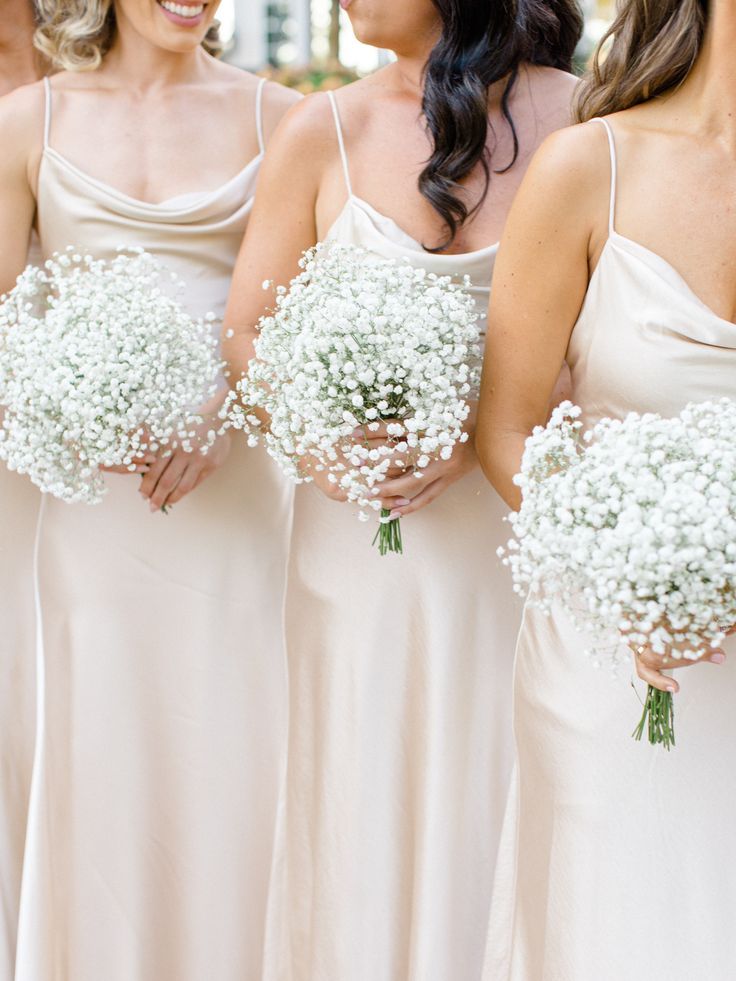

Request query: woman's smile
[{"left": 156, "top": 0, "right": 207, "bottom": 27}]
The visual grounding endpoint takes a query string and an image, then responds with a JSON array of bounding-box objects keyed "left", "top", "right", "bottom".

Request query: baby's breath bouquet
[
  {"left": 502, "top": 399, "right": 736, "bottom": 749},
  {"left": 228, "top": 243, "right": 481, "bottom": 554},
  {"left": 0, "top": 248, "right": 222, "bottom": 503}
]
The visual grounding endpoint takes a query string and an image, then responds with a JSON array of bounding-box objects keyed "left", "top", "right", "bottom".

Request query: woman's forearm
[{"left": 476, "top": 427, "right": 527, "bottom": 511}]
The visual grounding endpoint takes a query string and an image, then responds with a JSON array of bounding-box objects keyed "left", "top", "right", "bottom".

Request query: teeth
[{"left": 160, "top": 1, "right": 204, "bottom": 17}]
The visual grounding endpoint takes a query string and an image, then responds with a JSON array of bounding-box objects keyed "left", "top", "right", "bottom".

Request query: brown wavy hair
[
  {"left": 34, "top": 0, "right": 222, "bottom": 72},
  {"left": 575, "top": 0, "right": 708, "bottom": 122}
]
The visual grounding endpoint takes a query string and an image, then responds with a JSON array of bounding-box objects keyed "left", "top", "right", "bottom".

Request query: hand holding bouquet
[
  {"left": 228, "top": 242, "right": 482, "bottom": 553},
  {"left": 0, "top": 248, "right": 222, "bottom": 504},
  {"left": 502, "top": 399, "right": 736, "bottom": 748}
]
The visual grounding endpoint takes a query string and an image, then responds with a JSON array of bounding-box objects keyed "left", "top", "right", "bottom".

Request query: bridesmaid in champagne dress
[
  {"left": 0, "top": 2, "right": 298, "bottom": 978},
  {"left": 478, "top": 1, "right": 736, "bottom": 978},
  {"left": 224, "top": 2, "right": 581, "bottom": 976},
  {"left": 0, "top": 5, "right": 45, "bottom": 976}
]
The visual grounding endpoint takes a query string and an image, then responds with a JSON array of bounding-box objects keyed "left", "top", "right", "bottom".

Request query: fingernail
[
  {"left": 389, "top": 510, "right": 402, "bottom": 519},
  {"left": 396, "top": 498, "right": 411, "bottom": 507},
  {"left": 710, "top": 652, "right": 726, "bottom": 664},
  {"left": 666, "top": 686, "right": 676, "bottom": 693}
]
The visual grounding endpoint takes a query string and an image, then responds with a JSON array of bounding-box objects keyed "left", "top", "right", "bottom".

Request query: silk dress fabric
[
  {"left": 11, "top": 77, "right": 293, "bottom": 981},
  {"left": 0, "top": 436, "right": 40, "bottom": 976},
  {"left": 266, "top": 92, "right": 521, "bottom": 981},
  {"left": 0, "top": 229, "right": 48, "bottom": 979},
  {"left": 483, "top": 119, "right": 736, "bottom": 981}
]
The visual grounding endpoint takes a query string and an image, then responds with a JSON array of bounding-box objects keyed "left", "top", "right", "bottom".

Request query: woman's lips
[{"left": 157, "top": 1, "right": 207, "bottom": 27}]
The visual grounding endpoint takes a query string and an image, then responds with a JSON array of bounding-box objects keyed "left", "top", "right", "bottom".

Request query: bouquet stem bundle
[
  {"left": 373, "top": 509, "right": 403, "bottom": 556},
  {"left": 632, "top": 686, "right": 675, "bottom": 750}
]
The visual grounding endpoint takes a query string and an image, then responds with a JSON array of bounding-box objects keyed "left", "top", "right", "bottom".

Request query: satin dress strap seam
[
  {"left": 255, "top": 76, "right": 267, "bottom": 155},
  {"left": 591, "top": 117, "right": 618, "bottom": 237},
  {"left": 327, "top": 90, "right": 354, "bottom": 200},
  {"left": 567, "top": 119, "right": 621, "bottom": 371},
  {"left": 43, "top": 76, "right": 52, "bottom": 148}
]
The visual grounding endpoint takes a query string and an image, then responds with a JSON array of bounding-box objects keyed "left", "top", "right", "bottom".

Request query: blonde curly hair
[{"left": 34, "top": 0, "right": 222, "bottom": 72}]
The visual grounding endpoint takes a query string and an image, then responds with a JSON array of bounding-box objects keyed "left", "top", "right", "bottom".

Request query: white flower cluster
[
  {"left": 0, "top": 248, "right": 222, "bottom": 503},
  {"left": 229, "top": 242, "right": 481, "bottom": 519},
  {"left": 503, "top": 399, "right": 736, "bottom": 664}
]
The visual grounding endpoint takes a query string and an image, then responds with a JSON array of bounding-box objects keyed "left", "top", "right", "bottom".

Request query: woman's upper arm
[
  {"left": 223, "top": 94, "right": 335, "bottom": 374},
  {"left": 0, "top": 85, "right": 41, "bottom": 294},
  {"left": 476, "top": 124, "right": 609, "bottom": 498}
]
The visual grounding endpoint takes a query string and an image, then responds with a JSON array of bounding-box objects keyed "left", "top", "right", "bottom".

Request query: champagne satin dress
[
  {"left": 0, "top": 468, "right": 39, "bottom": 981},
  {"left": 10, "top": 77, "right": 293, "bottom": 981},
  {"left": 484, "top": 119, "right": 736, "bottom": 981},
  {"left": 268, "top": 92, "right": 522, "bottom": 981},
  {"left": 1, "top": 202, "right": 48, "bottom": 981}
]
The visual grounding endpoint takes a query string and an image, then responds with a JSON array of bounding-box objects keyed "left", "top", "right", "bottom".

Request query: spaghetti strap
[
  {"left": 255, "top": 77, "right": 267, "bottom": 154},
  {"left": 327, "top": 90, "right": 353, "bottom": 199},
  {"left": 592, "top": 117, "right": 617, "bottom": 235},
  {"left": 43, "top": 76, "right": 52, "bottom": 149}
]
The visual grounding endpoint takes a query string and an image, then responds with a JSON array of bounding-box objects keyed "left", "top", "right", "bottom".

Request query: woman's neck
[
  {"left": 392, "top": 38, "right": 513, "bottom": 115},
  {"left": 101, "top": 21, "right": 209, "bottom": 91},
  {"left": 676, "top": 0, "right": 736, "bottom": 144},
  {"left": 390, "top": 19, "right": 442, "bottom": 97},
  {"left": 0, "top": 0, "right": 41, "bottom": 94}
]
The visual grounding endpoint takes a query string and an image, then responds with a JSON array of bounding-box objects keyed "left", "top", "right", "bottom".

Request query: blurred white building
[{"left": 223, "top": 0, "right": 383, "bottom": 72}]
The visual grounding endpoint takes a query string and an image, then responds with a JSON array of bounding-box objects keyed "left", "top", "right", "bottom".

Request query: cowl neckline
[
  {"left": 325, "top": 195, "right": 498, "bottom": 288},
  {"left": 40, "top": 146, "right": 262, "bottom": 223}
]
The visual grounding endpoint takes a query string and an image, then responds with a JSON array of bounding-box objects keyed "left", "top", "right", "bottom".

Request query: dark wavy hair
[{"left": 420, "top": 0, "right": 584, "bottom": 251}]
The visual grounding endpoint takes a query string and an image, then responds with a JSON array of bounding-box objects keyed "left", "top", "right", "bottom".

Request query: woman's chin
[
  {"left": 347, "top": 23, "right": 387, "bottom": 50},
  {"left": 141, "top": 24, "right": 212, "bottom": 55},
  {"left": 155, "top": 33, "right": 210, "bottom": 54}
]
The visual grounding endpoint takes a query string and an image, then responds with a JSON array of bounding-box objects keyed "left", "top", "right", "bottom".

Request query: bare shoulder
[
  {"left": 518, "top": 120, "right": 611, "bottom": 223},
  {"left": 260, "top": 76, "right": 302, "bottom": 139},
  {"left": 207, "top": 61, "right": 295, "bottom": 97},
  {"left": 0, "top": 79, "right": 46, "bottom": 162},
  {"left": 524, "top": 64, "right": 580, "bottom": 128},
  {"left": 316, "top": 66, "right": 395, "bottom": 124},
  {"left": 527, "top": 65, "right": 579, "bottom": 96},
  {"left": 256, "top": 90, "right": 341, "bottom": 187},
  {"left": 200, "top": 62, "right": 302, "bottom": 144},
  {"left": 261, "top": 76, "right": 302, "bottom": 112},
  {"left": 0, "top": 82, "right": 46, "bottom": 143},
  {"left": 269, "top": 90, "right": 338, "bottom": 150},
  {"left": 531, "top": 120, "right": 609, "bottom": 184},
  {"left": 593, "top": 101, "right": 668, "bottom": 140},
  {"left": 214, "top": 63, "right": 298, "bottom": 102}
]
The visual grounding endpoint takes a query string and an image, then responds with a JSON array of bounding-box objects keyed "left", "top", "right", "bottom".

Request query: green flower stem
[
  {"left": 372, "top": 509, "right": 403, "bottom": 556},
  {"left": 632, "top": 685, "right": 675, "bottom": 750}
]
